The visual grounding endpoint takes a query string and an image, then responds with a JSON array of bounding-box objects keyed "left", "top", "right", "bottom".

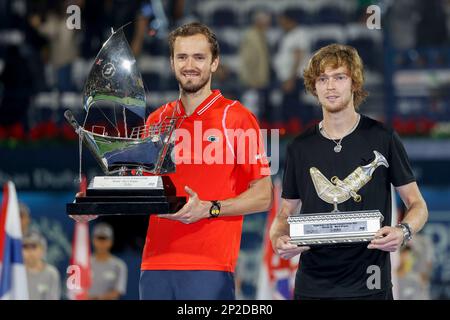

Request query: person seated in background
[
  {"left": 23, "top": 231, "right": 61, "bottom": 300},
  {"left": 397, "top": 245, "right": 430, "bottom": 300},
  {"left": 88, "top": 223, "right": 127, "bottom": 300}
]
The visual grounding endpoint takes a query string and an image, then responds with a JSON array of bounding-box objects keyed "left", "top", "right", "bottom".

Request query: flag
[
  {"left": 67, "top": 176, "right": 91, "bottom": 300},
  {"left": 0, "top": 181, "right": 29, "bottom": 300},
  {"left": 256, "top": 178, "right": 299, "bottom": 300},
  {"left": 67, "top": 222, "right": 91, "bottom": 300}
]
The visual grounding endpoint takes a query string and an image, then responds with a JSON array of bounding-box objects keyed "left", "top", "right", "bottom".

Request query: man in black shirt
[{"left": 270, "top": 44, "right": 428, "bottom": 299}]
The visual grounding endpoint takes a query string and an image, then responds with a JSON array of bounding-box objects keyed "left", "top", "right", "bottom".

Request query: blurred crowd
[
  {"left": 0, "top": 0, "right": 448, "bottom": 140},
  {"left": 397, "top": 235, "right": 434, "bottom": 300}
]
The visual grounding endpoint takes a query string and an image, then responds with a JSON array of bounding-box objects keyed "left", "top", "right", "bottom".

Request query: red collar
[{"left": 176, "top": 90, "right": 222, "bottom": 117}]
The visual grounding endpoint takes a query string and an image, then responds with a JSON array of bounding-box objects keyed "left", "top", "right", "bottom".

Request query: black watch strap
[{"left": 209, "top": 200, "right": 221, "bottom": 218}]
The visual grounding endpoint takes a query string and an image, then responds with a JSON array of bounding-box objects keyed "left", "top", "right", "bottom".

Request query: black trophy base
[
  {"left": 67, "top": 176, "right": 186, "bottom": 215},
  {"left": 67, "top": 190, "right": 186, "bottom": 215}
]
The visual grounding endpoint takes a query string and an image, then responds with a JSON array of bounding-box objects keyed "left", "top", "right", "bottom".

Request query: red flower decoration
[{"left": 9, "top": 123, "right": 26, "bottom": 140}]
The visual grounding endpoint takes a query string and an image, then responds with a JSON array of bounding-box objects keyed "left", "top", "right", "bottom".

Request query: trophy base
[
  {"left": 66, "top": 195, "right": 185, "bottom": 215},
  {"left": 66, "top": 176, "right": 186, "bottom": 215},
  {"left": 288, "top": 210, "right": 384, "bottom": 247}
]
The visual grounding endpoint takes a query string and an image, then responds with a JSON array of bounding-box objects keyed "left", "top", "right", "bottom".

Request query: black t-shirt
[{"left": 282, "top": 114, "right": 416, "bottom": 298}]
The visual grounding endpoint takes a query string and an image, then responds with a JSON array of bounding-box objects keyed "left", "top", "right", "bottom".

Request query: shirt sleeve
[
  {"left": 114, "top": 259, "right": 128, "bottom": 295},
  {"left": 388, "top": 130, "right": 416, "bottom": 187},
  {"left": 281, "top": 142, "right": 300, "bottom": 199},
  {"left": 292, "top": 29, "right": 310, "bottom": 51}
]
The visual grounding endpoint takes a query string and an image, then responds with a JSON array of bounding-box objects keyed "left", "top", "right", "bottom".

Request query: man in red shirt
[
  {"left": 138, "top": 22, "right": 272, "bottom": 300},
  {"left": 74, "top": 22, "right": 272, "bottom": 300}
]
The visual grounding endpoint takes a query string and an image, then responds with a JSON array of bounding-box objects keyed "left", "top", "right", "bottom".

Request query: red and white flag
[
  {"left": 256, "top": 178, "right": 299, "bottom": 300},
  {"left": 67, "top": 177, "right": 91, "bottom": 300}
]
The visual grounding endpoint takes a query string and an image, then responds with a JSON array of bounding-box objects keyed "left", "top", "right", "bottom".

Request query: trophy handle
[
  {"left": 64, "top": 110, "right": 82, "bottom": 133},
  {"left": 64, "top": 110, "right": 109, "bottom": 174},
  {"left": 154, "top": 118, "right": 178, "bottom": 174}
]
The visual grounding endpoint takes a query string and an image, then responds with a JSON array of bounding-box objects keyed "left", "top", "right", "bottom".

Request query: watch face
[{"left": 210, "top": 204, "right": 220, "bottom": 217}]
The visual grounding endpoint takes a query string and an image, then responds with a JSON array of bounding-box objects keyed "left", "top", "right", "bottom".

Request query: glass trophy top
[
  {"left": 65, "top": 25, "right": 181, "bottom": 176},
  {"left": 83, "top": 27, "right": 146, "bottom": 119}
]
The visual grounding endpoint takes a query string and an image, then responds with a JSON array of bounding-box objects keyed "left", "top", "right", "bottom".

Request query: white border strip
[
  {"left": 197, "top": 93, "right": 222, "bottom": 115},
  {"left": 222, "top": 101, "right": 237, "bottom": 158}
]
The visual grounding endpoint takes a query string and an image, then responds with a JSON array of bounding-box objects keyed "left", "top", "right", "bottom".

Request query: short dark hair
[{"left": 168, "top": 22, "right": 220, "bottom": 60}]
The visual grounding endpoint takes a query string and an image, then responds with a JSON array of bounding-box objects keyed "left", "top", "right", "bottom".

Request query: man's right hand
[
  {"left": 68, "top": 191, "right": 98, "bottom": 222},
  {"left": 273, "top": 235, "right": 310, "bottom": 260}
]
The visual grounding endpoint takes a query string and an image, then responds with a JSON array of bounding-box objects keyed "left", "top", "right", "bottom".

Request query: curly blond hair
[{"left": 303, "top": 43, "right": 368, "bottom": 109}]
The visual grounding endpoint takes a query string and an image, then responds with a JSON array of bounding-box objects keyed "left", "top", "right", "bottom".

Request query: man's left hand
[
  {"left": 367, "top": 226, "right": 404, "bottom": 252},
  {"left": 158, "top": 186, "right": 210, "bottom": 224}
]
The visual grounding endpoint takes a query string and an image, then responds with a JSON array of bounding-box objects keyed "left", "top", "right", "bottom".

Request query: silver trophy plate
[
  {"left": 288, "top": 210, "right": 384, "bottom": 246},
  {"left": 89, "top": 176, "right": 160, "bottom": 189}
]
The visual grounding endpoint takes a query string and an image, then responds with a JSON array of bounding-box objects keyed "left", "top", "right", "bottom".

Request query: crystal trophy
[{"left": 65, "top": 27, "right": 185, "bottom": 215}]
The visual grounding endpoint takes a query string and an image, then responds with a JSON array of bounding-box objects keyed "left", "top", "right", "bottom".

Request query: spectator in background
[
  {"left": 29, "top": 1, "right": 81, "bottom": 92},
  {"left": 0, "top": 0, "right": 48, "bottom": 131},
  {"left": 386, "top": 0, "right": 419, "bottom": 50},
  {"left": 410, "top": 233, "right": 434, "bottom": 299},
  {"left": 19, "top": 202, "right": 31, "bottom": 236},
  {"left": 397, "top": 245, "right": 429, "bottom": 300},
  {"left": 211, "top": 64, "right": 240, "bottom": 100},
  {"left": 238, "top": 10, "right": 271, "bottom": 123},
  {"left": 89, "top": 223, "right": 127, "bottom": 300},
  {"left": 23, "top": 231, "right": 61, "bottom": 300},
  {"left": 0, "top": 45, "right": 34, "bottom": 130},
  {"left": 81, "top": 0, "right": 142, "bottom": 59},
  {"left": 273, "top": 10, "right": 311, "bottom": 132},
  {"left": 415, "top": 0, "right": 448, "bottom": 48}
]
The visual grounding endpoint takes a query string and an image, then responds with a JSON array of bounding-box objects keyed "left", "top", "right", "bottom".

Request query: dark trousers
[{"left": 139, "top": 270, "right": 236, "bottom": 300}]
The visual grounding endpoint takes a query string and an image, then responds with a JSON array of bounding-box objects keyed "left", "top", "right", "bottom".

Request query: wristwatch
[
  {"left": 396, "top": 222, "right": 413, "bottom": 246},
  {"left": 209, "top": 200, "right": 221, "bottom": 218}
]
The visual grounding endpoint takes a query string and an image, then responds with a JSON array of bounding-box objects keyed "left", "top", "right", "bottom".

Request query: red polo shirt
[{"left": 140, "top": 90, "right": 270, "bottom": 272}]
